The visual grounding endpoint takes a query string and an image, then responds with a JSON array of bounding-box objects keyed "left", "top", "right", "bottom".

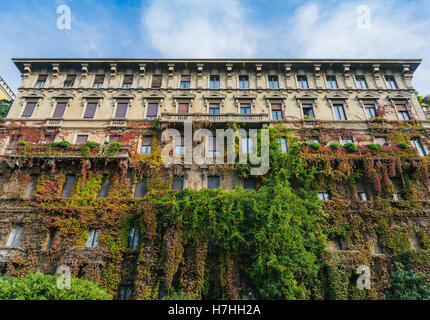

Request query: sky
[{"left": 0, "top": 0, "right": 429, "bottom": 95}]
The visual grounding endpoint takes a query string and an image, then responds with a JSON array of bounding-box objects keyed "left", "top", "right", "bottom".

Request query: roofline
[{"left": 0, "top": 75, "right": 16, "bottom": 100}]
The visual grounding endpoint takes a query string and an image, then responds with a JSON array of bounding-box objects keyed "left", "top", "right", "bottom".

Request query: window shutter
[
  {"left": 178, "top": 103, "right": 189, "bottom": 113},
  {"left": 147, "top": 103, "right": 159, "bottom": 117},
  {"left": 22, "top": 102, "right": 37, "bottom": 117},
  {"left": 142, "top": 136, "right": 152, "bottom": 146},
  {"left": 271, "top": 104, "right": 282, "bottom": 110},
  {"left": 115, "top": 103, "right": 128, "bottom": 118},
  {"left": 152, "top": 75, "right": 162, "bottom": 87},
  {"left": 52, "top": 102, "right": 67, "bottom": 118},
  {"left": 84, "top": 103, "right": 97, "bottom": 118},
  {"left": 76, "top": 135, "right": 88, "bottom": 144}
]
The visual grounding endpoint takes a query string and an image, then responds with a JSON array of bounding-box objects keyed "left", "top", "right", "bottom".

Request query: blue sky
[{"left": 1, "top": 0, "right": 429, "bottom": 94}]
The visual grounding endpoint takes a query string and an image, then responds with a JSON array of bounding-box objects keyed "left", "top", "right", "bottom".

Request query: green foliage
[
  {"left": 19, "top": 141, "right": 29, "bottom": 146},
  {"left": 397, "top": 142, "right": 409, "bottom": 149},
  {"left": 0, "top": 99, "right": 11, "bottom": 118},
  {"left": 329, "top": 142, "right": 340, "bottom": 150},
  {"left": 343, "top": 142, "right": 357, "bottom": 152},
  {"left": 0, "top": 271, "right": 112, "bottom": 300},
  {"left": 385, "top": 262, "right": 430, "bottom": 300},
  {"left": 86, "top": 141, "right": 100, "bottom": 149},
  {"left": 58, "top": 140, "right": 71, "bottom": 148},
  {"left": 367, "top": 143, "right": 382, "bottom": 151},
  {"left": 309, "top": 142, "right": 321, "bottom": 150}
]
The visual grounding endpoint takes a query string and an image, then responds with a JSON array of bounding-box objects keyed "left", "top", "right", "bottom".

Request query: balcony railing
[{"left": 160, "top": 112, "right": 270, "bottom": 123}]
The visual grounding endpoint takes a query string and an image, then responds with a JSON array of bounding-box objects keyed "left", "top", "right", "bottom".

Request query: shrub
[
  {"left": 397, "top": 142, "right": 409, "bottom": 149},
  {"left": 108, "top": 142, "right": 123, "bottom": 154},
  {"left": 309, "top": 143, "right": 321, "bottom": 150},
  {"left": 0, "top": 271, "right": 112, "bottom": 300},
  {"left": 329, "top": 142, "right": 340, "bottom": 150},
  {"left": 19, "top": 141, "right": 28, "bottom": 146},
  {"left": 385, "top": 263, "right": 430, "bottom": 300},
  {"left": 50, "top": 142, "right": 60, "bottom": 147},
  {"left": 367, "top": 143, "right": 382, "bottom": 151},
  {"left": 300, "top": 142, "right": 309, "bottom": 147},
  {"left": 86, "top": 141, "right": 99, "bottom": 149},
  {"left": 343, "top": 142, "right": 357, "bottom": 152},
  {"left": 58, "top": 141, "right": 71, "bottom": 148}
]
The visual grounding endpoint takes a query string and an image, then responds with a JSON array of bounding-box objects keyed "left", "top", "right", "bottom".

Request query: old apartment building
[{"left": 0, "top": 59, "right": 429, "bottom": 299}]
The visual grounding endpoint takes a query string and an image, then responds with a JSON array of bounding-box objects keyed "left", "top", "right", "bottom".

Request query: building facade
[{"left": 0, "top": 59, "right": 429, "bottom": 299}]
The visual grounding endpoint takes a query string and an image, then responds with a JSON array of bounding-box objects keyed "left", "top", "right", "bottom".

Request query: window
[
  {"left": 93, "top": 75, "right": 105, "bottom": 88},
  {"left": 355, "top": 76, "right": 368, "bottom": 89},
  {"left": 333, "top": 104, "right": 347, "bottom": 120},
  {"left": 97, "top": 175, "right": 110, "bottom": 198},
  {"left": 151, "top": 75, "right": 162, "bottom": 88},
  {"left": 411, "top": 138, "right": 426, "bottom": 156},
  {"left": 24, "top": 176, "right": 38, "bottom": 199},
  {"left": 46, "top": 229, "right": 57, "bottom": 250},
  {"left": 7, "top": 136, "right": 20, "bottom": 154},
  {"left": 61, "top": 175, "right": 75, "bottom": 198},
  {"left": 76, "top": 135, "right": 88, "bottom": 145},
  {"left": 392, "top": 179, "right": 404, "bottom": 201},
  {"left": 341, "top": 137, "right": 354, "bottom": 145},
  {"left": 146, "top": 103, "right": 158, "bottom": 119},
  {"left": 118, "top": 287, "right": 132, "bottom": 301},
  {"left": 35, "top": 75, "right": 47, "bottom": 88},
  {"left": 318, "top": 192, "right": 331, "bottom": 201},
  {"left": 326, "top": 75, "right": 338, "bottom": 89},
  {"left": 208, "top": 136, "right": 219, "bottom": 156},
  {"left": 84, "top": 102, "right": 97, "bottom": 118},
  {"left": 109, "top": 135, "right": 121, "bottom": 144},
  {"left": 180, "top": 75, "right": 191, "bottom": 89},
  {"left": 209, "top": 104, "right": 220, "bottom": 120},
  {"left": 277, "top": 138, "right": 288, "bottom": 153},
  {"left": 356, "top": 181, "right": 368, "bottom": 201},
  {"left": 122, "top": 75, "right": 133, "bottom": 88},
  {"left": 271, "top": 104, "right": 283, "bottom": 120},
  {"left": 358, "top": 192, "right": 368, "bottom": 201},
  {"left": 239, "top": 75, "right": 249, "bottom": 89},
  {"left": 86, "top": 229, "right": 99, "bottom": 247},
  {"left": 297, "top": 75, "right": 308, "bottom": 89},
  {"left": 6, "top": 227, "right": 23, "bottom": 247},
  {"left": 302, "top": 104, "right": 315, "bottom": 118},
  {"left": 364, "top": 104, "right": 377, "bottom": 119},
  {"left": 240, "top": 104, "right": 251, "bottom": 117},
  {"left": 210, "top": 75, "right": 220, "bottom": 89},
  {"left": 207, "top": 176, "right": 220, "bottom": 189},
  {"left": 115, "top": 103, "right": 128, "bottom": 118},
  {"left": 141, "top": 137, "right": 152, "bottom": 155},
  {"left": 310, "top": 136, "right": 320, "bottom": 144},
  {"left": 134, "top": 178, "right": 147, "bottom": 198},
  {"left": 178, "top": 103, "right": 189, "bottom": 114},
  {"left": 244, "top": 178, "right": 256, "bottom": 190},
  {"left": 241, "top": 137, "right": 254, "bottom": 154},
  {"left": 175, "top": 136, "right": 185, "bottom": 155},
  {"left": 396, "top": 104, "right": 410, "bottom": 120},
  {"left": 128, "top": 227, "right": 139, "bottom": 250},
  {"left": 374, "top": 137, "right": 387, "bottom": 145},
  {"left": 268, "top": 75, "right": 279, "bottom": 89},
  {"left": 172, "top": 176, "right": 184, "bottom": 191},
  {"left": 385, "top": 75, "right": 398, "bottom": 89},
  {"left": 22, "top": 102, "right": 37, "bottom": 118},
  {"left": 52, "top": 102, "right": 67, "bottom": 118},
  {"left": 64, "top": 75, "right": 76, "bottom": 88}
]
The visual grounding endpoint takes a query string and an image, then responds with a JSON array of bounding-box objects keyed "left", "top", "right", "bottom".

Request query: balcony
[{"left": 160, "top": 112, "right": 270, "bottom": 123}]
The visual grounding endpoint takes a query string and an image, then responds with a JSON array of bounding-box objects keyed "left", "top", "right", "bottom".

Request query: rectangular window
[
  {"left": 318, "top": 192, "right": 331, "bottom": 201},
  {"left": 46, "top": 229, "right": 57, "bottom": 250},
  {"left": 97, "top": 175, "right": 110, "bottom": 198},
  {"left": 118, "top": 287, "right": 132, "bottom": 301},
  {"left": 35, "top": 75, "right": 47, "bottom": 88},
  {"left": 76, "top": 135, "right": 88, "bottom": 145},
  {"left": 151, "top": 75, "right": 162, "bottom": 88},
  {"left": 411, "top": 138, "right": 426, "bottom": 156},
  {"left": 310, "top": 136, "right": 320, "bottom": 144},
  {"left": 146, "top": 103, "right": 159, "bottom": 119},
  {"left": 240, "top": 105, "right": 251, "bottom": 114},
  {"left": 302, "top": 105, "right": 315, "bottom": 118},
  {"left": 392, "top": 179, "right": 404, "bottom": 200},
  {"left": 326, "top": 75, "right": 338, "bottom": 89},
  {"left": 93, "top": 75, "right": 105, "bottom": 88},
  {"left": 6, "top": 227, "right": 23, "bottom": 247},
  {"left": 122, "top": 75, "right": 134, "bottom": 88},
  {"left": 241, "top": 137, "right": 254, "bottom": 154},
  {"left": 175, "top": 136, "right": 185, "bottom": 155},
  {"left": 355, "top": 76, "right": 368, "bottom": 89},
  {"left": 115, "top": 103, "right": 128, "bottom": 118},
  {"left": 333, "top": 104, "right": 347, "bottom": 120},
  {"left": 268, "top": 75, "right": 279, "bottom": 89},
  {"left": 341, "top": 137, "right": 354, "bottom": 145},
  {"left": 86, "top": 229, "right": 99, "bottom": 247},
  {"left": 84, "top": 103, "right": 97, "bottom": 118},
  {"left": 208, "top": 136, "right": 219, "bottom": 156},
  {"left": 277, "top": 138, "right": 288, "bottom": 153},
  {"left": 172, "top": 176, "right": 184, "bottom": 191},
  {"left": 207, "top": 176, "right": 220, "bottom": 189},
  {"left": 134, "top": 178, "right": 147, "bottom": 198},
  {"left": 7, "top": 136, "right": 20, "bottom": 154},
  {"left": 180, "top": 75, "right": 191, "bottom": 89},
  {"left": 52, "top": 102, "right": 67, "bottom": 118},
  {"left": 385, "top": 75, "right": 398, "bottom": 89},
  {"left": 61, "top": 175, "right": 75, "bottom": 198},
  {"left": 178, "top": 103, "right": 189, "bottom": 114},
  {"left": 364, "top": 104, "right": 377, "bottom": 119},
  {"left": 22, "top": 102, "right": 37, "bottom": 118},
  {"left": 297, "top": 75, "right": 309, "bottom": 89},
  {"left": 210, "top": 75, "right": 220, "bottom": 89},
  {"left": 128, "top": 227, "right": 139, "bottom": 250},
  {"left": 271, "top": 104, "right": 283, "bottom": 120},
  {"left": 64, "top": 75, "right": 76, "bottom": 88},
  {"left": 374, "top": 137, "right": 387, "bottom": 145},
  {"left": 109, "top": 135, "right": 121, "bottom": 144},
  {"left": 396, "top": 104, "right": 410, "bottom": 120},
  {"left": 141, "top": 137, "right": 152, "bottom": 155},
  {"left": 209, "top": 104, "right": 220, "bottom": 120},
  {"left": 244, "top": 178, "right": 256, "bottom": 190},
  {"left": 356, "top": 181, "right": 368, "bottom": 201},
  {"left": 239, "top": 75, "right": 249, "bottom": 89},
  {"left": 24, "top": 176, "right": 38, "bottom": 199}
]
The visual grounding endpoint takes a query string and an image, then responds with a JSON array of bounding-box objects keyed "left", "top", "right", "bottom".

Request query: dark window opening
[
  {"left": 244, "top": 178, "right": 256, "bottom": 190},
  {"left": 207, "top": 176, "right": 220, "bottom": 189},
  {"left": 52, "top": 102, "right": 67, "bottom": 118},
  {"left": 128, "top": 227, "right": 140, "bottom": 250},
  {"left": 122, "top": 75, "right": 134, "bottom": 88},
  {"left": 61, "top": 175, "right": 75, "bottom": 198},
  {"left": 86, "top": 229, "right": 99, "bottom": 247},
  {"left": 64, "top": 75, "right": 76, "bottom": 88},
  {"left": 134, "top": 178, "right": 147, "bottom": 198},
  {"left": 151, "top": 75, "right": 162, "bottom": 88},
  {"left": 84, "top": 103, "right": 97, "bottom": 118},
  {"left": 46, "top": 228, "right": 57, "bottom": 250},
  {"left": 172, "top": 176, "right": 184, "bottom": 191},
  {"left": 97, "top": 175, "right": 110, "bottom": 198}
]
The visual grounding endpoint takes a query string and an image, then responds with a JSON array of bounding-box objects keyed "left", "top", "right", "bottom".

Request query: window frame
[
  {"left": 238, "top": 75, "right": 249, "bottom": 89},
  {"left": 297, "top": 75, "right": 309, "bottom": 89},
  {"left": 267, "top": 75, "right": 279, "bottom": 89},
  {"left": 210, "top": 75, "right": 220, "bottom": 89},
  {"left": 6, "top": 227, "right": 23, "bottom": 248},
  {"left": 325, "top": 75, "right": 338, "bottom": 89}
]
